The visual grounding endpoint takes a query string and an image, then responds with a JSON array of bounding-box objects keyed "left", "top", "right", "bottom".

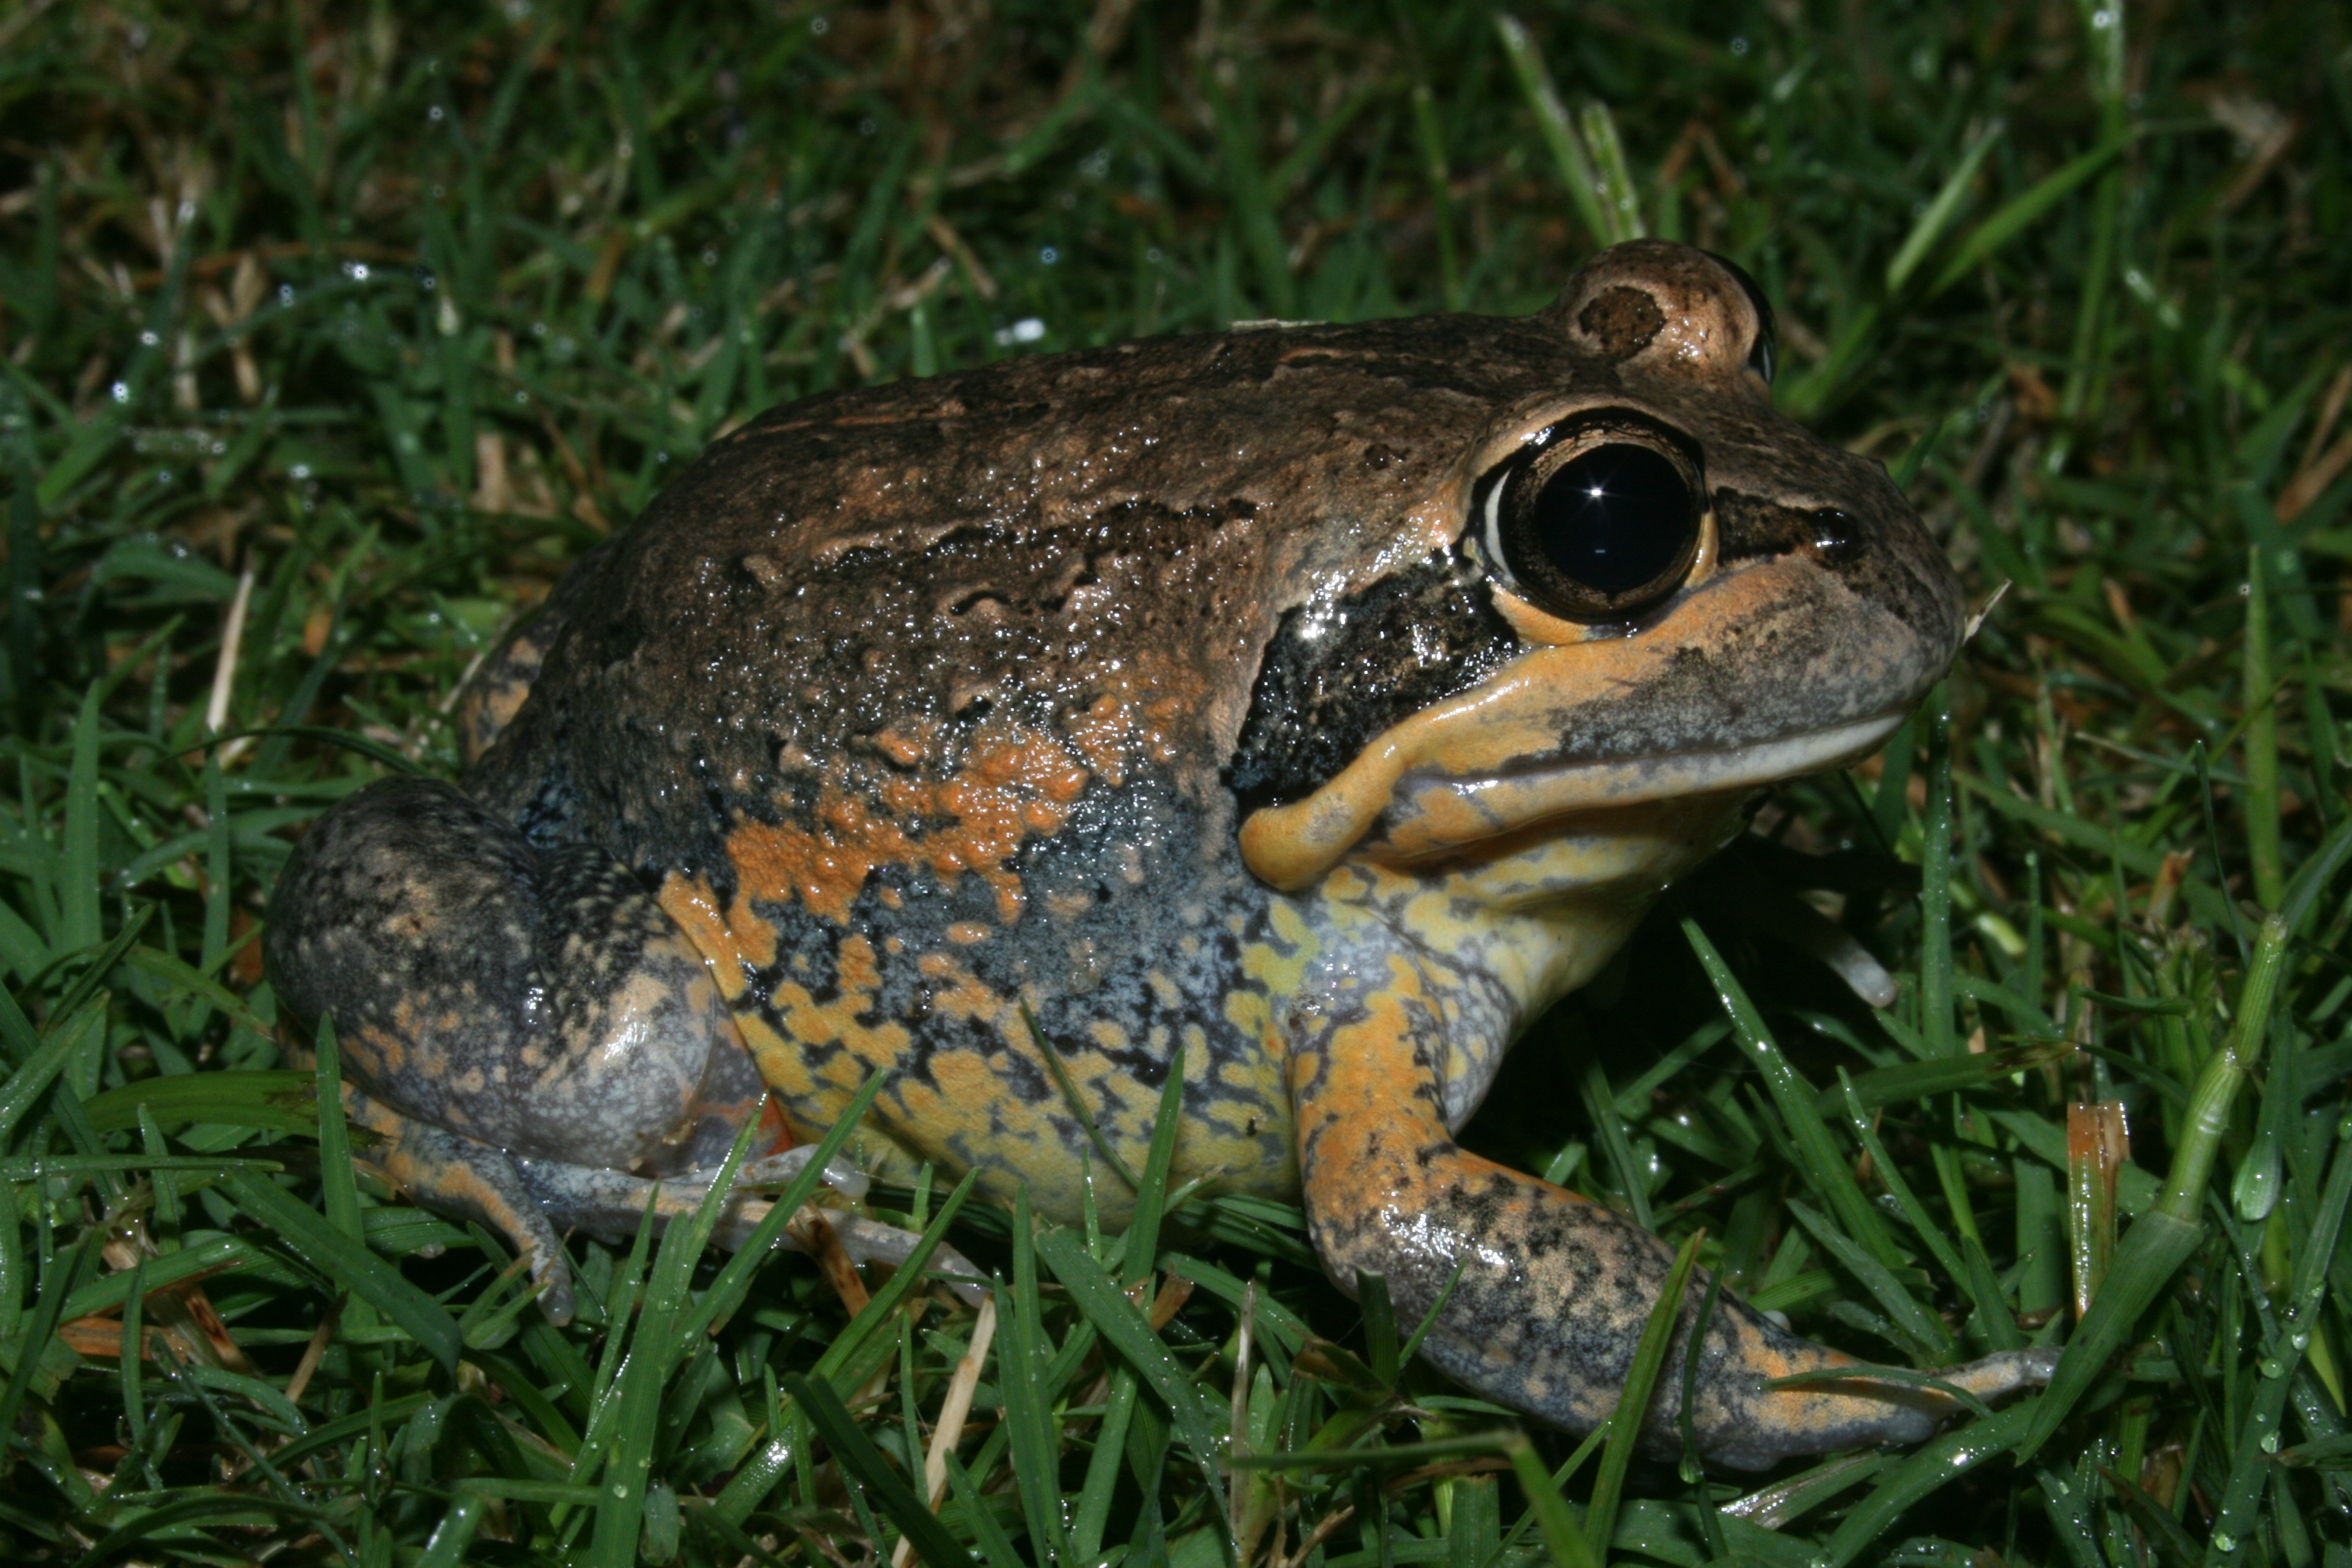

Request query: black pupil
[{"left": 1527, "top": 443, "right": 1693, "bottom": 596}]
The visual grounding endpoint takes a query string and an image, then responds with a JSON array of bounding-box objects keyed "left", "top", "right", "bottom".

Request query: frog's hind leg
[
  {"left": 1284, "top": 963, "right": 2056, "bottom": 1471},
  {"left": 267, "top": 774, "right": 779, "bottom": 1322}
]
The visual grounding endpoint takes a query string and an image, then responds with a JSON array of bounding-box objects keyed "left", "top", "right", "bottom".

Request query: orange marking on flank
[
  {"left": 747, "top": 933, "right": 911, "bottom": 1115},
  {"left": 916, "top": 950, "right": 1016, "bottom": 1030},
  {"left": 1063, "top": 681, "right": 1189, "bottom": 787},
  {"left": 723, "top": 719, "right": 1106, "bottom": 926}
]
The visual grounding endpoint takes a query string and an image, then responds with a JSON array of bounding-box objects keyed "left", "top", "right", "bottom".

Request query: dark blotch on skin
[
  {"left": 1224, "top": 547, "right": 1520, "bottom": 814},
  {"left": 1716, "top": 489, "right": 1869, "bottom": 572},
  {"left": 1713, "top": 488, "right": 1819, "bottom": 563}
]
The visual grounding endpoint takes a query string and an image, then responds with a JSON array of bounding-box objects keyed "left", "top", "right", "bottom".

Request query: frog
[{"left": 266, "top": 240, "right": 2056, "bottom": 1471}]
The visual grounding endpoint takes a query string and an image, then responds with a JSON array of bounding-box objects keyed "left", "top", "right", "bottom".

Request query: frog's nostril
[{"left": 1808, "top": 508, "right": 1864, "bottom": 564}]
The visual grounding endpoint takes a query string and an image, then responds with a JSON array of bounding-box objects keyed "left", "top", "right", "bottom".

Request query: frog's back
[{"left": 466, "top": 314, "right": 1578, "bottom": 1210}]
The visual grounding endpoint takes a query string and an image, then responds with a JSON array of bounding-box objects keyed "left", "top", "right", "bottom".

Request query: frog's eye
[{"left": 1478, "top": 413, "right": 1706, "bottom": 623}]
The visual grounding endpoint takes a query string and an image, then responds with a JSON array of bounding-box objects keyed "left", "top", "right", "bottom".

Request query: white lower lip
[{"left": 1399, "top": 712, "right": 1906, "bottom": 832}]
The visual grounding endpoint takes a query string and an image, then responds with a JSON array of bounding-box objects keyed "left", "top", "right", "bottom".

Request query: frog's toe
[
  {"left": 1933, "top": 1346, "right": 2062, "bottom": 1402},
  {"left": 814, "top": 1214, "right": 988, "bottom": 1308},
  {"left": 1690, "top": 1332, "right": 2062, "bottom": 1470}
]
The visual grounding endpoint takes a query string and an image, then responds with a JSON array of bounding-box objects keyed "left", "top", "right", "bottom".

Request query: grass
[{"left": 2, "top": 1, "right": 2348, "bottom": 1563}]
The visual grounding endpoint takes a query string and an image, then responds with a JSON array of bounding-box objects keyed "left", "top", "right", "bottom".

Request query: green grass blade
[
  {"left": 1503, "top": 1431, "right": 1599, "bottom": 1568},
  {"left": 1926, "top": 132, "right": 2135, "bottom": 297},
  {"left": 675, "top": 1067, "right": 891, "bottom": 1344},
  {"left": 1068, "top": 1365, "right": 1138, "bottom": 1563},
  {"left": 1920, "top": 687, "right": 1961, "bottom": 1057},
  {"left": 307, "top": 1016, "right": 377, "bottom": 1338},
  {"left": 2012, "top": 922, "right": 2292, "bottom": 1461},
  {"left": 1034, "top": 1224, "right": 1230, "bottom": 1534},
  {"left": 2204, "top": 1120, "right": 2352, "bottom": 1560},
  {"left": 809, "top": 1169, "right": 978, "bottom": 1385},
  {"left": 1884, "top": 120, "right": 2007, "bottom": 293},
  {"left": 413, "top": 1490, "right": 489, "bottom": 1568},
  {"left": 589, "top": 1089, "right": 782, "bottom": 1567},
  {"left": 1357, "top": 1270, "right": 1400, "bottom": 1388},
  {"left": 1494, "top": 15, "right": 1615, "bottom": 247},
  {"left": 997, "top": 1189, "right": 1067, "bottom": 1566},
  {"left": 1582, "top": 1056, "right": 1651, "bottom": 1230},
  {"left": 1685, "top": 918, "right": 1902, "bottom": 1269},
  {"left": 1119, "top": 1038, "right": 1188, "bottom": 1287},
  {"left": 0, "top": 1000, "right": 102, "bottom": 1147},
  {"left": 1585, "top": 1227, "right": 1698, "bottom": 1556},
  {"left": 1819, "top": 1038, "right": 2073, "bottom": 1113},
  {"left": 60, "top": 686, "right": 102, "bottom": 955},
  {"left": 1028, "top": 1001, "right": 1142, "bottom": 1192},
  {"left": 785, "top": 1371, "right": 973, "bottom": 1566},
  {"left": 220, "top": 1168, "right": 463, "bottom": 1374},
  {"left": 0, "top": 1232, "right": 92, "bottom": 1477},
  {"left": 944, "top": 1448, "right": 1029, "bottom": 1568},
  {"left": 1821, "top": 1402, "right": 2040, "bottom": 1566},
  {"left": 79, "top": 1071, "right": 317, "bottom": 1136},
  {"left": 1785, "top": 1197, "right": 1953, "bottom": 1363},
  {"left": 2277, "top": 812, "right": 2352, "bottom": 936}
]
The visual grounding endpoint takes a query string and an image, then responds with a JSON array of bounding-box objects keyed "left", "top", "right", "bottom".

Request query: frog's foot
[
  {"left": 1285, "top": 973, "right": 2057, "bottom": 1471},
  {"left": 345, "top": 1086, "right": 967, "bottom": 1321},
  {"left": 344, "top": 1080, "right": 581, "bottom": 1320},
  {"left": 511, "top": 1154, "right": 990, "bottom": 1311}
]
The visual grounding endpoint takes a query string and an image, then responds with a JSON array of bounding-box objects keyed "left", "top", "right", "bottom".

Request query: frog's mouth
[
  {"left": 1238, "top": 709, "right": 1904, "bottom": 891},
  {"left": 1236, "top": 557, "right": 1947, "bottom": 893}
]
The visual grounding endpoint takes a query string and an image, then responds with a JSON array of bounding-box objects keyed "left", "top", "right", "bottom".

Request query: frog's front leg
[
  {"left": 267, "top": 776, "right": 784, "bottom": 1322},
  {"left": 1284, "top": 959, "right": 2054, "bottom": 1471}
]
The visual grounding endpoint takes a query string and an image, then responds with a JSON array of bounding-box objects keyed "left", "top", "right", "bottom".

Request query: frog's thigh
[
  {"left": 1284, "top": 964, "right": 2039, "bottom": 1470},
  {"left": 269, "top": 777, "right": 773, "bottom": 1312}
]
